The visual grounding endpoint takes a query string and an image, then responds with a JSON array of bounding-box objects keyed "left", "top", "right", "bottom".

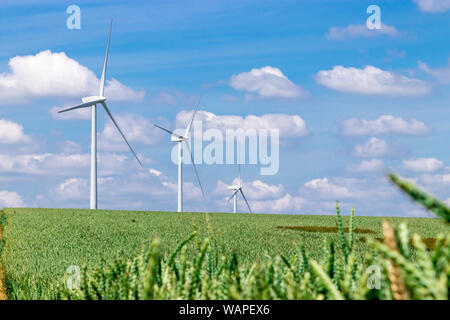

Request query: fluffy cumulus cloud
[
  {"left": 304, "top": 177, "right": 352, "bottom": 198},
  {"left": 0, "top": 118, "right": 31, "bottom": 144},
  {"left": 161, "top": 181, "right": 204, "bottom": 200},
  {"left": 350, "top": 159, "right": 384, "bottom": 172},
  {"left": 230, "top": 66, "right": 307, "bottom": 99},
  {"left": 61, "top": 140, "right": 83, "bottom": 154},
  {"left": 49, "top": 105, "right": 91, "bottom": 120},
  {"left": 47, "top": 162, "right": 207, "bottom": 209},
  {"left": 99, "top": 113, "right": 166, "bottom": 151},
  {"left": 104, "top": 78, "right": 145, "bottom": 102},
  {"left": 0, "top": 190, "right": 26, "bottom": 207},
  {"left": 298, "top": 175, "right": 428, "bottom": 217},
  {"left": 418, "top": 59, "right": 450, "bottom": 84},
  {"left": 55, "top": 178, "right": 89, "bottom": 199},
  {"left": 327, "top": 24, "right": 398, "bottom": 40},
  {"left": 316, "top": 65, "right": 430, "bottom": 96},
  {"left": 354, "top": 137, "right": 389, "bottom": 158},
  {"left": 214, "top": 179, "right": 303, "bottom": 213},
  {"left": 403, "top": 157, "right": 443, "bottom": 172},
  {"left": 251, "top": 194, "right": 306, "bottom": 213},
  {"left": 215, "top": 179, "right": 284, "bottom": 200},
  {"left": 0, "top": 153, "right": 89, "bottom": 175},
  {"left": 413, "top": 0, "right": 450, "bottom": 12},
  {"left": 176, "top": 111, "right": 308, "bottom": 139},
  {"left": 420, "top": 173, "right": 450, "bottom": 185},
  {"left": 0, "top": 50, "right": 145, "bottom": 104},
  {"left": 243, "top": 180, "right": 285, "bottom": 199},
  {"left": 0, "top": 152, "right": 146, "bottom": 176},
  {"left": 341, "top": 115, "right": 430, "bottom": 136}
]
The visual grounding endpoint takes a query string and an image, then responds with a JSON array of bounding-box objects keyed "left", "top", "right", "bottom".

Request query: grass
[
  {"left": 0, "top": 207, "right": 448, "bottom": 299},
  {"left": 276, "top": 225, "right": 376, "bottom": 234}
]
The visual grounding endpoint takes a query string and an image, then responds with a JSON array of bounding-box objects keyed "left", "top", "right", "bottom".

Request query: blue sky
[{"left": 1, "top": 0, "right": 450, "bottom": 216}]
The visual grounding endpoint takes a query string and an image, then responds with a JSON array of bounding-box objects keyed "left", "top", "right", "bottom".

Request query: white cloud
[
  {"left": 0, "top": 118, "right": 31, "bottom": 144},
  {"left": 99, "top": 113, "right": 165, "bottom": 151},
  {"left": 215, "top": 179, "right": 284, "bottom": 200},
  {"left": 355, "top": 137, "right": 389, "bottom": 158},
  {"left": 149, "top": 168, "right": 165, "bottom": 178},
  {"left": 230, "top": 66, "right": 307, "bottom": 99},
  {"left": 243, "top": 180, "right": 284, "bottom": 199},
  {"left": 176, "top": 111, "right": 308, "bottom": 139},
  {"left": 414, "top": 0, "right": 450, "bottom": 12},
  {"left": 304, "top": 177, "right": 352, "bottom": 198},
  {"left": 55, "top": 178, "right": 88, "bottom": 199},
  {"left": 316, "top": 65, "right": 430, "bottom": 96},
  {"left": 0, "top": 50, "right": 145, "bottom": 104},
  {"left": 61, "top": 140, "right": 83, "bottom": 154},
  {"left": 418, "top": 59, "right": 450, "bottom": 84},
  {"left": 0, "top": 152, "right": 145, "bottom": 176},
  {"left": 350, "top": 159, "right": 384, "bottom": 172},
  {"left": 214, "top": 179, "right": 303, "bottom": 213},
  {"left": 49, "top": 105, "right": 91, "bottom": 120},
  {"left": 342, "top": 115, "right": 430, "bottom": 136},
  {"left": 0, "top": 153, "right": 89, "bottom": 175},
  {"left": 327, "top": 23, "right": 399, "bottom": 40},
  {"left": 251, "top": 194, "right": 306, "bottom": 213},
  {"left": 104, "top": 78, "right": 145, "bottom": 103},
  {"left": 420, "top": 173, "right": 450, "bottom": 185},
  {"left": 0, "top": 190, "right": 26, "bottom": 207},
  {"left": 403, "top": 157, "right": 443, "bottom": 172},
  {"left": 161, "top": 181, "right": 203, "bottom": 200}
]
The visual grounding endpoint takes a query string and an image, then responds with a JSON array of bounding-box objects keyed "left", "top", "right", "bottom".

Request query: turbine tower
[
  {"left": 154, "top": 95, "right": 205, "bottom": 212},
  {"left": 57, "top": 20, "right": 142, "bottom": 209},
  {"left": 227, "top": 165, "right": 252, "bottom": 213}
]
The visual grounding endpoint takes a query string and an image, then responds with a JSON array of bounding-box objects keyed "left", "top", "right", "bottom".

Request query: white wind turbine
[
  {"left": 227, "top": 165, "right": 252, "bottom": 213},
  {"left": 154, "top": 96, "right": 205, "bottom": 212},
  {"left": 57, "top": 20, "right": 143, "bottom": 210}
]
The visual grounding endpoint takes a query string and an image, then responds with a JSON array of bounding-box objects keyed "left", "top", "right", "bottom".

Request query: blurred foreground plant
[{"left": 59, "top": 201, "right": 448, "bottom": 300}]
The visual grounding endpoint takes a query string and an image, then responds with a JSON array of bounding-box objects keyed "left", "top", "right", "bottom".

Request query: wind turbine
[
  {"left": 227, "top": 165, "right": 252, "bottom": 213},
  {"left": 57, "top": 20, "right": 143, "bottom": 210},
  {"left": 153, "top": 96, "right": 205, "bottom": 212}
]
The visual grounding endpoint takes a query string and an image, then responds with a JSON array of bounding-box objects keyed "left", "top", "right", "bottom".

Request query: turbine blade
[
  {"left": 154, "top": 124, "right": 184, "bottom": 140},
  {"left": 101, "top": 102, "right": 143, "bottom": 168},
  {"left": 184, "top": 140, "right": 205, "bottom": 197},
  {"left": 57, "top": 101, "right": 95, "bottom": 113},
  {"left": 240, "top": 189, "right": 253, "bottom": 213},
  {"left": 228, "top": 189, "right": 239, "bottom": 202},
  {"left": 99, "top": 20, "right": 113, "bottom": 97},
  {"left": 184, "top": 92, "right": 203, "bottom": 137}
]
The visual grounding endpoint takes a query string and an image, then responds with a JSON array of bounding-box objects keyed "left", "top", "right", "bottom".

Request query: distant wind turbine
[
  {"left": 154, "top": 95, "right": 205, "bottom": 212},
  {"left": 227, "top": 165, "right": 252, "bottom": 213},
  {"left": 57, "top": 20, "right": 143, "bottom": 209}
]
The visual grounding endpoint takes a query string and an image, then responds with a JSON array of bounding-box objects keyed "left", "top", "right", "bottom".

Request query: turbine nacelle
[
  {"left": 227, "top": 185, "right": 241, "bottom": 191},
  {"left": 81, "top": 96, "right": 106, "bottom": 104},
  {"left": 171, "top": 134, "right": 188, "bottom": 142}
]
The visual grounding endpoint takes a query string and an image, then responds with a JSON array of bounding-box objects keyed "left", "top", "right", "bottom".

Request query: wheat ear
[{"left": 382, "top": 220, "right": 409, "bottom": 300}]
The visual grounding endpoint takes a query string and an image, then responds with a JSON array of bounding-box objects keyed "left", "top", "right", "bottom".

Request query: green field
[{"left": 1, "top": 207, "right": 448, "bottom": 299}]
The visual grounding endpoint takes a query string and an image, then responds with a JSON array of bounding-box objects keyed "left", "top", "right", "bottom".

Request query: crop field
[{"left": 0, "top": 207, "right": 448, "bottom": 299}]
